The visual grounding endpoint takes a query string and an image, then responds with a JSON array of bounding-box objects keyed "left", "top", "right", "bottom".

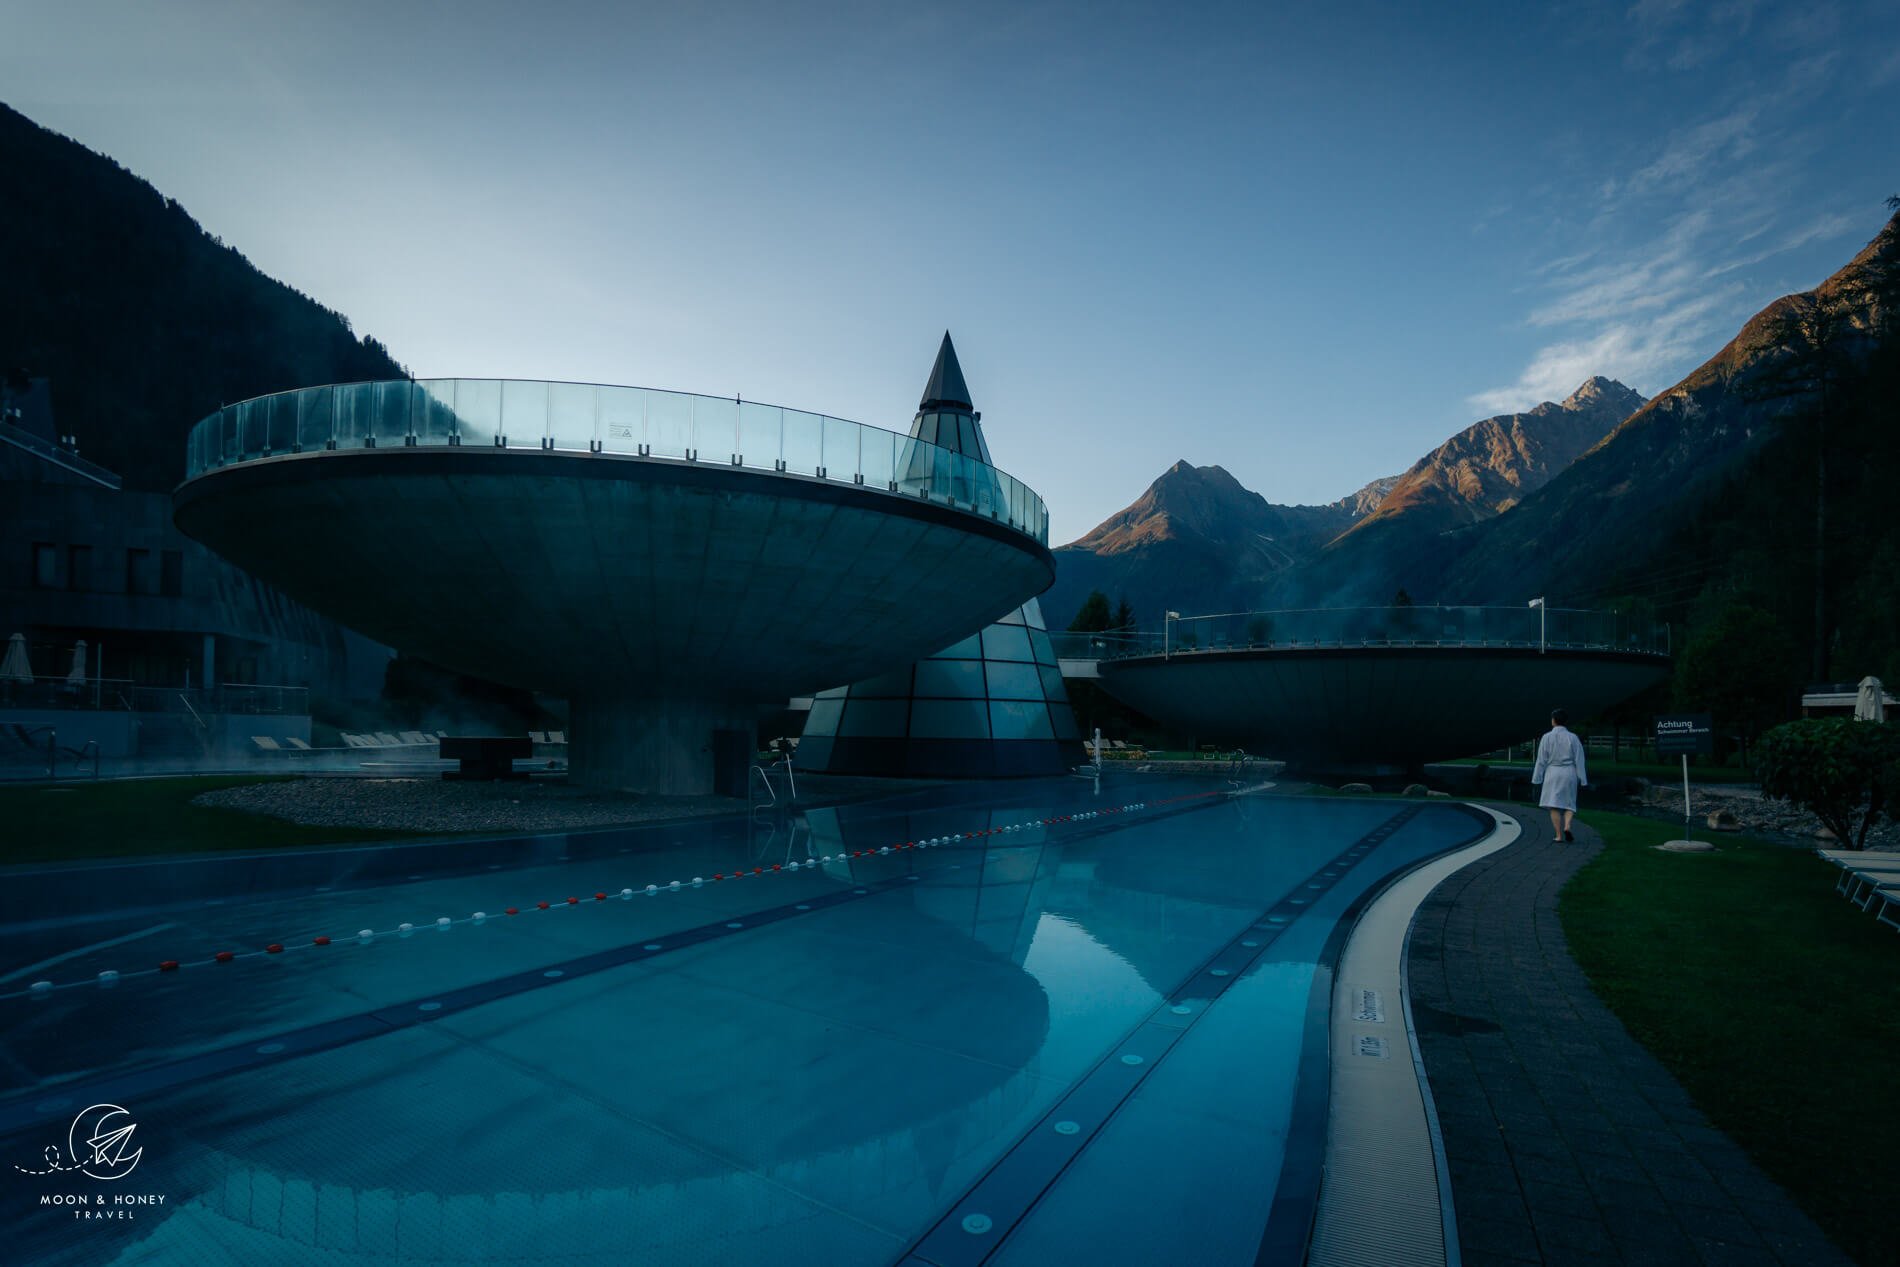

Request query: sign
[{"left": 1654, "top": 713, "right": 1714, "bottom": 756}]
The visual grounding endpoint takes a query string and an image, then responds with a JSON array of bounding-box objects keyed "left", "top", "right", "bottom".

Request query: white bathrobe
[{"left": 1531, "top": 725, "right": 1588, "bottom": 811}]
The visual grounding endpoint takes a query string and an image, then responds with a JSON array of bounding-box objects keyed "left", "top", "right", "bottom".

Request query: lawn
[
  {"left": 1559, "top": 809, "right": 1899, "bottom": 1264},
  {"left": 0, "top": 775, "right": 425, "bottom": 864},
  {"left": 1443, "top": 756, "right": 1760, "bottom": 783}
]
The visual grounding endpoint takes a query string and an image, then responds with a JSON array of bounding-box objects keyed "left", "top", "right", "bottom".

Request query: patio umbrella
[
  {"left": 1855, "top": 675, "right": 1887, "bottom": 722},
  {"left": 66, "top": 639, "right": 88, "bottom": 685},
  {"left": 0, "top": 633, "right": 30, "bottom": 683}
]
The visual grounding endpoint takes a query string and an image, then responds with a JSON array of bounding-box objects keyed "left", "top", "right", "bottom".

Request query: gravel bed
[{"left": 1630, "top": 783, "right": 1900, "bottom": 850}]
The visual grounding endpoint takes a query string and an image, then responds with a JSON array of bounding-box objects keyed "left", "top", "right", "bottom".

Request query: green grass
[
  {"left": 1560, "top": 809, "right": 1899, "bottom": 1264},
  {"left": 0, "top": 776, "right": 427, "bottom": 865}
]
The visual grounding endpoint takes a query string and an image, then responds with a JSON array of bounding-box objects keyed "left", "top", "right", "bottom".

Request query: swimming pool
[{"left": 1, "top": 776, "right": 1493, "bottom": 1265}]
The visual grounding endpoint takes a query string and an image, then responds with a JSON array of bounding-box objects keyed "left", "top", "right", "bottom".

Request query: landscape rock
[
  {"left": 1340, "top": 782, "right": 1374, "bottom": 794},
  {"left": 1402, "top": 783, "right": 1430, "bottom": 797},
  {"left": 1707, "top": 809, "right": 1741, "bottom": 832}
]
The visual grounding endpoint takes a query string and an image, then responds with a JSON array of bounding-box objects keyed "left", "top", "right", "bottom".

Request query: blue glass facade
[{"left": 793, "top": 596, "right": 1085, "bottom": 777}]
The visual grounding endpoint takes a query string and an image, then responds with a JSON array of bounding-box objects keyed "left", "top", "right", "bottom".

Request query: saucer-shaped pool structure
[
  {"left": 1092, "top": 606, "right": 1670, "bottom": 772},
  {"left": 173, "top": 353, "right": 1053, "bottom": 793}
]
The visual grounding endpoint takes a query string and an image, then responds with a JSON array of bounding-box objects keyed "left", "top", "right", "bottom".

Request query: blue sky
[{"left": 3, "top": 0, "right": 1896, "bottom": 543}]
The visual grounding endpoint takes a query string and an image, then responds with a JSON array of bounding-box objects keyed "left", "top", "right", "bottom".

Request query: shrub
[{"left": 1754, "top": 718, "right": 1900, "bottom": 849}]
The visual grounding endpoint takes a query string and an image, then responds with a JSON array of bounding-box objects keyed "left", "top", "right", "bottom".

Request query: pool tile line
[
  {"left": 0, "top": 791, "right": 1230, "bottom": 1141},
  {"left": 5, "top": 792, "right": 1224, "bottom": 1003},
  {"left": 895, "top": 804, "right": 1428, "bottom": 1267}
]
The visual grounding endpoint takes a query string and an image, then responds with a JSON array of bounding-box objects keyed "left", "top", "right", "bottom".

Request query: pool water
[{"left": 0, "top": 776, "right": 1490, "bottom": 1265}]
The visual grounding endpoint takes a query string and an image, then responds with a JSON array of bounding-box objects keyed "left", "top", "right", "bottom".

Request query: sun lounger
[
  {"left": 339, "top": 733, "right": 367, "bottom": 748},
  {"left": 398, "top": 730, "right": 431, "bottom": 745},
  {"left": 251, "top": 736, "right": 281, "bottom": 751},
  {"left": 1870, "top": 886, "right": 1900, "bottom": 933},
  {"left": 530, "top": 731, "right": 548, "bottom": 744},
  {"left": 548, "top": 730, "right": 567, "bottom": 744},
  {"left": 286, "top": 737, "right": 311, "bottom": 750},
  {"left": 1834, "top": 858, "right": 1900, "bottom": 903},
  {"left": 373, "top": 732, "right": 402, "bottom": 746}
]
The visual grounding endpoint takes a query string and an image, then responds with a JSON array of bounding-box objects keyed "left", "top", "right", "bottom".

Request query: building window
[
  {"left": 67, "top": 545, "right": 91, "bottom": 592},
  {"left": 32, "top": 542, "right": 58, "bottom": 589},
  {"left": 126, "top": 548, "right": 153, "bottom": 595},
  {"left": 160, "top": 550, "right": 183, "bottom": 597}
]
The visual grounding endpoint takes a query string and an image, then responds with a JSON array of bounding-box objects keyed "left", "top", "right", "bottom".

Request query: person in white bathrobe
[{"left": 1531, "top": 708, "right": 1588, "bottom": 843}]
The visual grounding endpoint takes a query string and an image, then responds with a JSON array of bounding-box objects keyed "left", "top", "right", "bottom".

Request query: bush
[{"left": 1754, "top": 718, "right": 1900, "bottom": 849}]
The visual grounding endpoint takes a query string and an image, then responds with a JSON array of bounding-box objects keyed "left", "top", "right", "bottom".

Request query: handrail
[{"left": 181, "top": 378, "right": 1051, "bottom": 546}]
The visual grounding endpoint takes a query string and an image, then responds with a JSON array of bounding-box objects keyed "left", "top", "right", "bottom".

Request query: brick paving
[{"left": 1406, "top": 807, "right": 1853, "bottom": 1266}]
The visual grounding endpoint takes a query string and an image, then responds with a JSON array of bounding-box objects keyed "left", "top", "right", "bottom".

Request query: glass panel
[
  {"left": 1031, "top": 630, "right": 1059, "bottom": 665},
  {"left": 647, "top": 390, "right": 693, "bottom": 458},
  {"left": 782, "top": 409, "right": 822, "bottom": 476},
  {"left": 913, "top": 659, "right": 987, "bottom": 698},
  {"left": 416, "top": 380, "right": 459, "bottom": 444},
  {"left": 850, "top": 666, "right": 915, "bottom": 697},
  {"left": 267, "top": 393, "right": 299, "bottom": 452},
  {"left": 374, "top": 381, "right": 417, "bottom": 444},
  {"left": 803, "top": 696, "right": 844, "bottom": 735},
  {"left": 935, "top": 633, "right": 982, "bottom": 660},
  {"left": 990, "top": 699, "right": 1055, "bottom": 741},
  {"left": 1050, "top": 706, "right": 1081, "bottom": 741},
  {"left": 911, "top": 698, "right": 991, "bottom": 739},
  {"left": 219, "top": 407, "right": 242, "bottom": 465},
  {"left": 793, "top": 735, "right": 833, "bottom": 766},
  {"left": 598, "top": 385, "right": 645, "bottom": 454},
  {"left": 297, "top": 386, "right": 334, "bottom": 450},
  {"left": 861, "top": 427, "right": 896, "bottom": 488},
  {"left": 737, "top": 402, "right": 782, "bottom": 471},
  {"left": 238, "top": 399, "right": 268, "bottom": 458},
  {"left": 1039, "top": 664, "right": 1069, "bottom": 699},
  {"left": 823, "top": 415, "right": 858, "bottom": 481},
  {"left": 501, "top": 380, "right": 548, "bottom": 445},
  {"left": 334, "top": 384, "right": 376, "bottom": 447},
  {"left": 837, "top": 699, "right": 909, "bottom": 737},
  {"left": 697, "top": 395, "right": 738, "bottom": 462},
  {"left": 453, "top": 379, "right": 503, "bottom": 446},
  {"left": 548, "top": 382, "right": 597, "bottom": 451},
  {"left": 986, "top": 662, "right": 1045, "bottom": 701},
  {"left": 996, "top": 606, "right": 1025, "bottom": 625},
  {"left": 980, "top": 625, "right": 1035, "bottom": 662}
]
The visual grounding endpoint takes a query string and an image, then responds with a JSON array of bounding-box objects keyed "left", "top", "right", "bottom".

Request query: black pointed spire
[{"left": 919, "top": 331, "right": 974, "bottom": 412}]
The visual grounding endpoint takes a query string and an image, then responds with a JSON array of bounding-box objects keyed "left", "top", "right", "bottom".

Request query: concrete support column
[
  {"left": 201, "top": 633, "right": 216, "bottom": 690},
  {"left": 567, "top": 695, "right": 760, "bottom": 796}
]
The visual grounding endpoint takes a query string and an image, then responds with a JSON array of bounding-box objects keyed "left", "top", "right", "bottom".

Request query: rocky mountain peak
[{"left": 1560, "top": 375, "right": 1644, "bottom": 413}]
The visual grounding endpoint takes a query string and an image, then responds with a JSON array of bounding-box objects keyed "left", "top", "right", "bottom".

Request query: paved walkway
[{"left": 1406, "top": 807, "right": 1852, "bottom": 1266}]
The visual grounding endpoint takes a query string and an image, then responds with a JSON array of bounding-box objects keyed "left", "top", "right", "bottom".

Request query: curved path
[{"left": 1406, "top": 807, "right": 1852, "bottom": 1266}]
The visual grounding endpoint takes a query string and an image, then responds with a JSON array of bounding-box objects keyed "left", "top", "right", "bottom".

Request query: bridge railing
[
  {"left": 1049, "top": 606, "right": 1669, "bottom": 661},
  {"left": 183, "top": 379, "right": 1049, "bottom": 546}
]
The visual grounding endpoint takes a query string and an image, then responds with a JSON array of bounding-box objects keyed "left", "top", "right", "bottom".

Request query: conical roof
[{"left": 919, "top": 331, "right": 974, "bottom": 412}]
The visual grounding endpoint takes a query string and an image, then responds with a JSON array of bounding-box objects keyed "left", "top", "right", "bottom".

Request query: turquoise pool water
[{"left": 1, "top": 776, "right": 1490, "bottom": 1265}]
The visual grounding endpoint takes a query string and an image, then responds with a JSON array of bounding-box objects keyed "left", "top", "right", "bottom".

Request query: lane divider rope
[{"left": 9, "top": 793, "right": 1222, "bottom": 1001}]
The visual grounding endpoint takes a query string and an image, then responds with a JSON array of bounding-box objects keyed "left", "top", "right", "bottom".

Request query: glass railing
[
  {"left": 1048, "top": 606, "right": 1671, "bottom": 661},
  {"left": 182, "top": 379, "right": 1049, "bottom": 546}
]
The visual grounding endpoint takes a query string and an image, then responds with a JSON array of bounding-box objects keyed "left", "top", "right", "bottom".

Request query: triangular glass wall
[{"left": 793, "top": 596, "right": 1086, "bottom": 777}]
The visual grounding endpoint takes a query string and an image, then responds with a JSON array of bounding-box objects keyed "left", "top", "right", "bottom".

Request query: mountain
[
  {"left": 1043, "top": 463, "right": 1398, "bottom": 629},
  {"left": 1274, "top": 376, "right": 1647, "bottom": 605},
  {"left": 1435, "top": 210, "right": 1900, "bottom": 681},
  {"left": 1047, "top": 374, "right": 1643, "bottom": 627},
  {"left": 0, "top": 103, "right": 405, "bottom": 490}
]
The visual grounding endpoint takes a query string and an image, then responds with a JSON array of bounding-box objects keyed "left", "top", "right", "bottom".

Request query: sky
[{"left": 3, "top": 0, "right": 1897, "bottom": 544}]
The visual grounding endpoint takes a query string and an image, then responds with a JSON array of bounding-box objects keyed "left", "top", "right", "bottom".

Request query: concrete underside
[
  {"left": 175, "top": 449, "right": 1054, "bottom": 794},
  {"left": 1097, "top": 646, "right": 1669, "bottom": 768}
]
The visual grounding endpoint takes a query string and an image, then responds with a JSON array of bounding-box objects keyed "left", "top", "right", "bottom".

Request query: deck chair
[
  {"left": 398, "top": 730, "right": 430, "bottom": 745},
  {"left": 1870, "top": 886, "right": 1900, "bottom": 932},
  {"left": 251, "top": 736, "right": 281, "bottom": 751},
  {"left": 286, "top": 737, "right": 311, "bottom": 750},
  {"left": 340, "top": 733, "right": 367, "bottom": 748},
  {"left": 549, "top": 730, "right": 567, "bottom": 744},
  {"left": 530, "top": 731, "right": 548, "bottom": 744},
  {"left": 1843, "top": 861, "right": 1900, "bottom": 907},
  {"left": 373, "top": 732, "right": 402, "bottom": 747}
]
